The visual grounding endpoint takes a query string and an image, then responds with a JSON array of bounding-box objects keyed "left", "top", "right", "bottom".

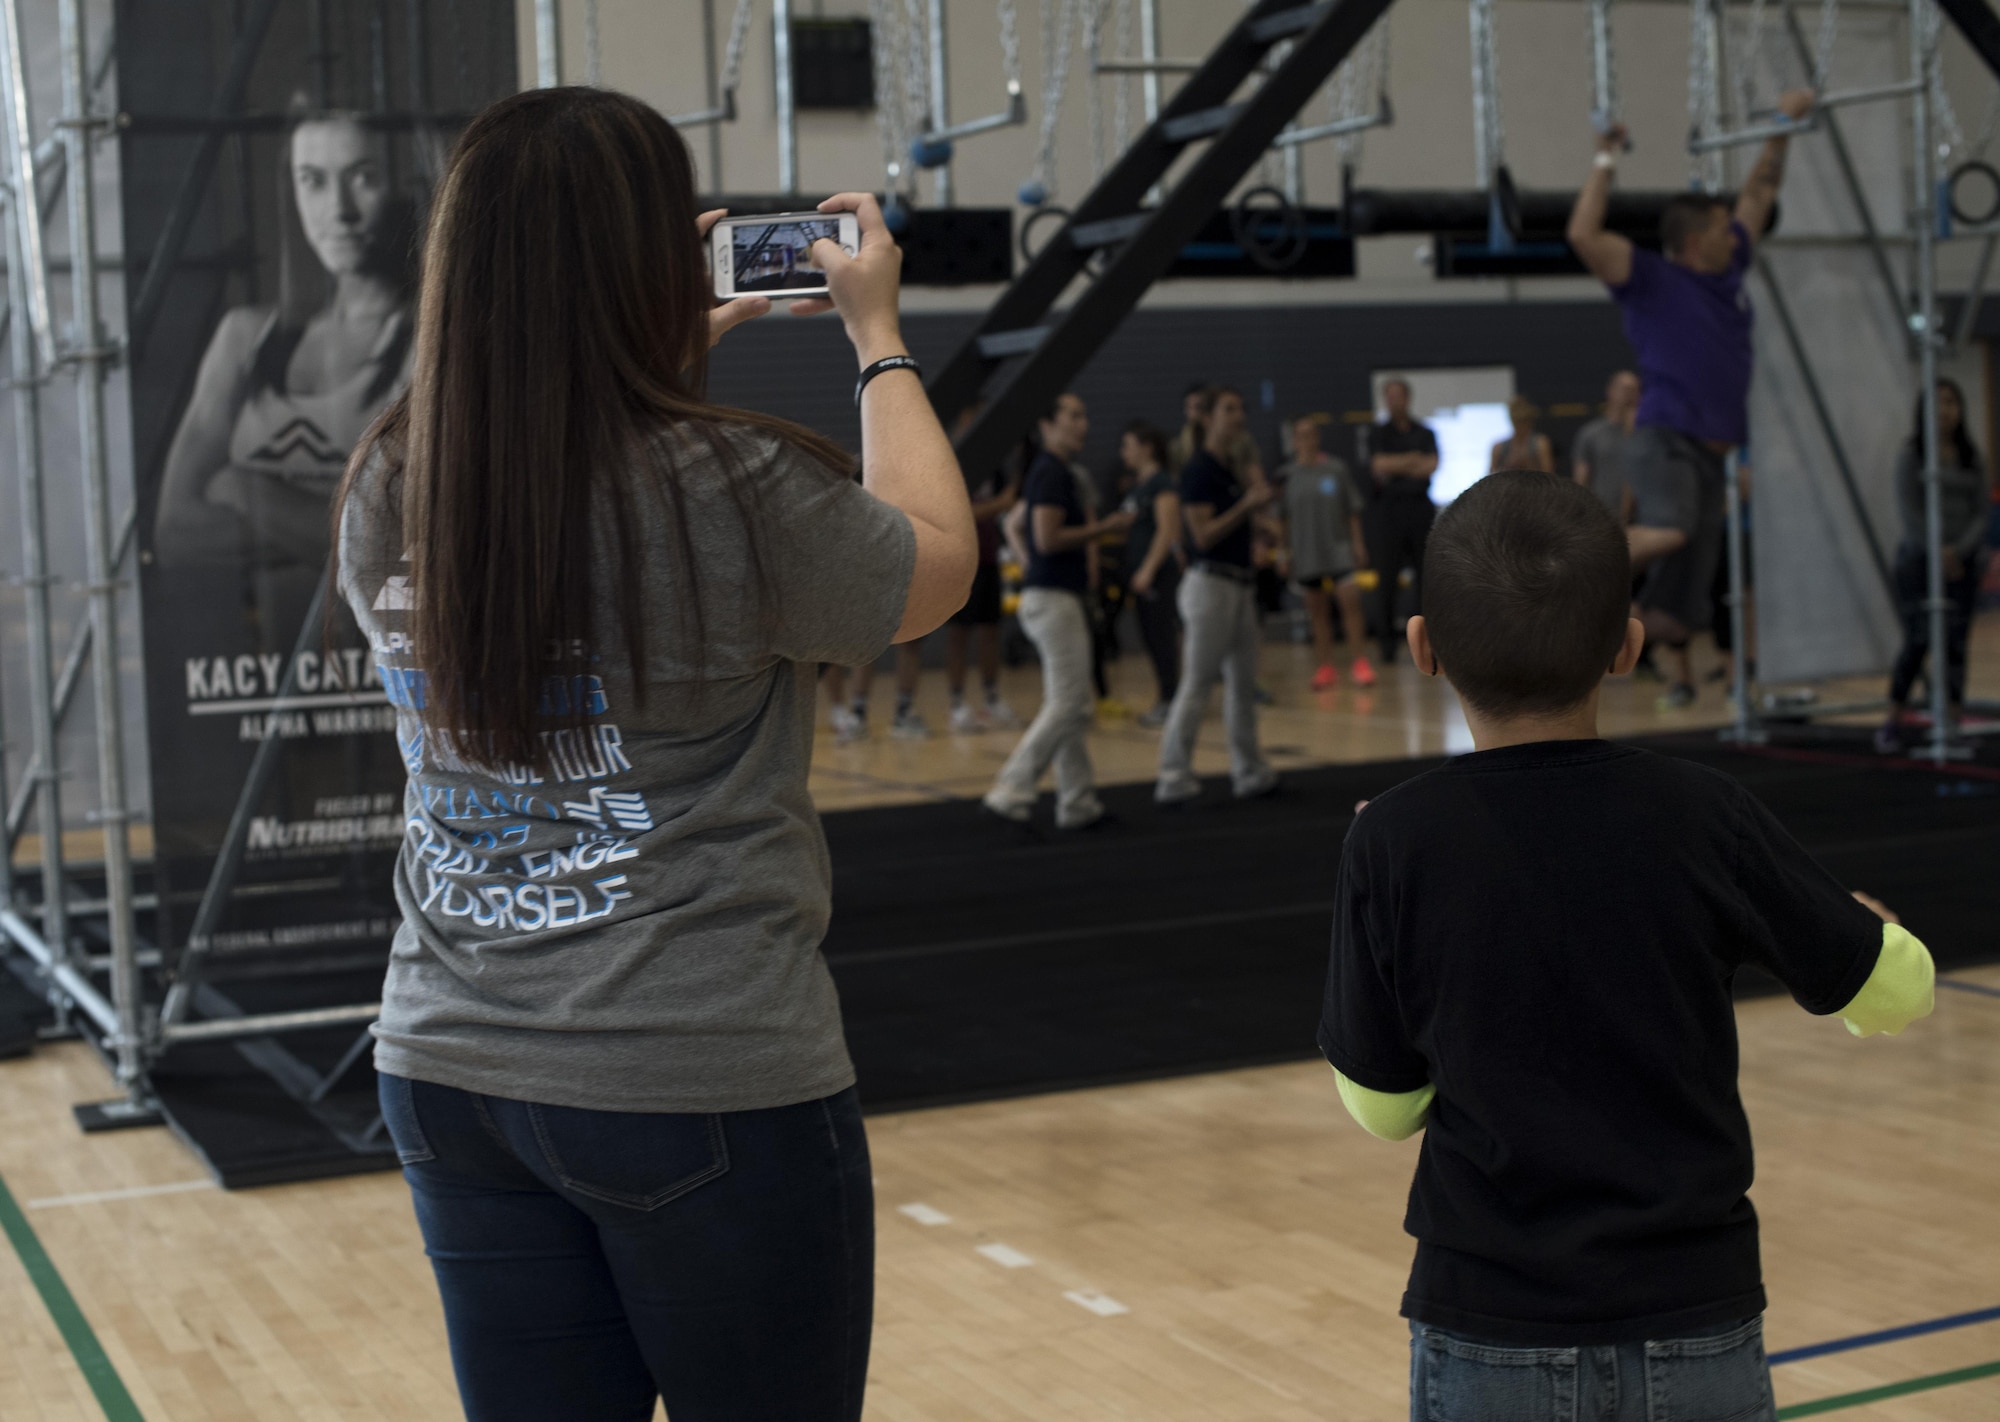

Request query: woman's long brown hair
[{"left": 333, "top": 87, "right": 851, "bottom": 772}]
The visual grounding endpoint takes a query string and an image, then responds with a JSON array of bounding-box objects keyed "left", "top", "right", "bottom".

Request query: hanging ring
[
  {"left": 1229, "top": 185, "right": 1310, "bottom": 273},
  {"left": 1947, "top": 160, "right": 2000, "bottom": 227},
  {"left": 1018, "top": 204, "right": 1072, "bottom": 263}
]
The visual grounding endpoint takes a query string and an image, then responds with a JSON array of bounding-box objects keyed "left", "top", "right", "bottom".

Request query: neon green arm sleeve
[
  {"left": 1839, "top": 923, "right": 1935, "bottom": 1038},
  {"left": 1333, "top": 1067, "right": 1435, "bottom": 1142}
]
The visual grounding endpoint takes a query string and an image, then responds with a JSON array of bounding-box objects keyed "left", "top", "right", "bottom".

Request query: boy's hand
[{"left": 1851, "top": 891, "right": 1900, "bottom": 926}]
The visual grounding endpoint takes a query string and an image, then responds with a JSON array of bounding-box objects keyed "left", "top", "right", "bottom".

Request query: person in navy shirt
[
  {"left": 1566, "top": 87, "right": 1812, "bottom": 707},
  {"left": 983, "top": 393, "right": 1133, "bottom": 829},
  {"left": 1155, "top": 386, "right": 1279, "bottom": 805}
]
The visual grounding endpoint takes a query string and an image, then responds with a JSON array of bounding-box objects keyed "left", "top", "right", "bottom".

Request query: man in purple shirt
[{"left": 1566, "top": 89, "right": 1812, "bottom": 705}]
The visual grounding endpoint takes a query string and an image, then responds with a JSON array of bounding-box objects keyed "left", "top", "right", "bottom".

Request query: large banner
[{"left": 122, "top": 2, "right": 514, "bottom": 973}]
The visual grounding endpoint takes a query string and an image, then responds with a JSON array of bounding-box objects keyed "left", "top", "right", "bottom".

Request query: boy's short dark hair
[
  {"left": 1422, "top": 471, "right": 1632, "bottom": 718},
  {"left": 1660, "top": 193, "right": 1729, "bottom": 257}
]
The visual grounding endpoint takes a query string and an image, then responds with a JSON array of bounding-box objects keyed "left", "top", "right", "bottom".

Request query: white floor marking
[
  {"left": 1166, "top": 1330, "right": 1306, "bottom": 1402},
  {"left": 1063, "top": 1289, "right": 1130, "bottom": 1317},
  {"left": 26, "top": 1179, "right": 215, "bottom": 1209},
  {"left": 897, "top": 1202, "right": 952, "bottom": 1226},
  {"left": 975, "top": 1242, "right": 1035, "bottom": 1268}
]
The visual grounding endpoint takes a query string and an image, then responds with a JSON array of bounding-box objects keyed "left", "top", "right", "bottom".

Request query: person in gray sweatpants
[
  {"left": 983, "top": 393, "right": 1134, "bottom": 830},
  {"left": 1156, "top": 386, "right": 1279, "bottom": 805}
]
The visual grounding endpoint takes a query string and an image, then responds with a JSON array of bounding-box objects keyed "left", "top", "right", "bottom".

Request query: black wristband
[{"left": 855, "top": 354, "right": 922, "bottom": 408}]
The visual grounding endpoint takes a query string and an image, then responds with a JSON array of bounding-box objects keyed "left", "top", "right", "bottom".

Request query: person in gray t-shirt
[
  {"left": 1278, "top": 415, "right": 1375, "bottom": 690},
  {"left": 1572, "top": 370, "right": 1640, "bottom": 521},
  {"left": 335, "top": 89, "right": 975, "bottom": 1422}
]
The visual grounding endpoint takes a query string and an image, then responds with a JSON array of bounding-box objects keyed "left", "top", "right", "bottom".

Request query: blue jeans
[
  {"left": 1409, "top": 1315, "right": 1775, "bottom": 1422},
  {"left": 378, "top": 1074, "right": 873, "bottom": 1422}
]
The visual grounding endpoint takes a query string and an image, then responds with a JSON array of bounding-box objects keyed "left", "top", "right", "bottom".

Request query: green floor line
[
  {"left": 0, "top": 1170, "right": 145, "bottom": 1422},
  {"left": 1776, "top": 1358, "right": 2000, "bottom": 1418}
]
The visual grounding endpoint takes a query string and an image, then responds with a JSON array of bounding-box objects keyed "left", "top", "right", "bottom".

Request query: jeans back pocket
[
  {"left": 1415, "top": 1327, "right": 1578, "bottom": 1422},
  {"left": 525, "top": 1102, "right": 730, "bottom": 1211},
  {"left": 377, "top": 1073, "right": 437, "bottom": 1166},
  {"left": 1645, "top": 1316, "right": 1774, "bottom": 1422}
]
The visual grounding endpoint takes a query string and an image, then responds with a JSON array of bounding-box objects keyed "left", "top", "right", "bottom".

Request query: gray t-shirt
[
  {"left": 1280, "top": 457, "right": 1360, "bottom": 580},
  {"left": 337, "top": 426, "right": 915, "bottom": 1113},
  {"left": 1573, "top": 417, "right": 1632, "bottom": 517},
  {"left": 1895, "top": 440, "right": 1989, "bottom": 561}
]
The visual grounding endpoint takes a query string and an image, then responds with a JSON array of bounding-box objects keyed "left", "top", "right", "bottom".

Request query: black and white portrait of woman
[{"left": 153, "top": 111, "right": 416, "bottom": 572}]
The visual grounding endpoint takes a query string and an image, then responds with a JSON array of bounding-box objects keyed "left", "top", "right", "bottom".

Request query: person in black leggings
[
  {"left": 1121, "top": 421, "right": 1183, "bottom": 726},
  {"left": 1365, "top": 379, "right": 1440, "bottom": 663},
  {"left": 1878, "top": 378, "right": 1992, "bottom": 751}
]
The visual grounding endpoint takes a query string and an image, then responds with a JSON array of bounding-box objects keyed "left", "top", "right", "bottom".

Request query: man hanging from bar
[{"left": 1565, "top": 88, "right": 1813, "bottom": 709}]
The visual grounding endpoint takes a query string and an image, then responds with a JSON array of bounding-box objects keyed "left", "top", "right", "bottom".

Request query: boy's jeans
[{"left": 1410, "top": 1315, "right": 1775, "bottom": 1421}]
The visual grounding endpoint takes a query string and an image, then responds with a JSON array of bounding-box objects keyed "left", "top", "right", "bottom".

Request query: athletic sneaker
[
  {"left": 890, "top": 709, "right": 931, "bottom": 740},
  {"left": 1658, "top": 682, "right": 1697, "bottom": 711},
  {"left": 1155, "top": 775, "right": 1201, "bottom": 807},
  {"left": 830, "top": 704, "right": 866, "bottom": 745},
  {"left": 1096, "top": 696, "right": 1131, "bottom": 721},
  {"left": 1136, "top": 702, "right": 1170, "bottom": 728},
  {"left": 1234, "top": 767, "right": 1281, "bottom": 800},
  {"left": 949, "top": 702, "right": 985, "bottom": 734},
  {"left": 1311, "top": 664, "right": 1338, "bottom": 691},
  {"left": 979, "top": 789, "right": 1032, "bottom": 823},
  {"left": 1872, "top": 719, "right": 1904, "bottom": 755},
  {"left": 1349, "top": 656, "right": 1377, "bottom": 687},
  {"left": 1254, "top": 685, "right": 1277, "bottom": 706},
  {"left": 1057, "top": 795, "right": 1108, "bottom": 832},
  {"left": 983, "top": 696, "right": 1021, "bottom": 729}
]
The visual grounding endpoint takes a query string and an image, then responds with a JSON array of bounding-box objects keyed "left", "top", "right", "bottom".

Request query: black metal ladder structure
[{"left": 928, "top": 0, "right": 1396, "bottom": 480}]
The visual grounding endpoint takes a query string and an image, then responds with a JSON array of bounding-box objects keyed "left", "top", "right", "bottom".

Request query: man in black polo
[{"left": 1365, "top": 378, "right": 1440, "bottom": 664}]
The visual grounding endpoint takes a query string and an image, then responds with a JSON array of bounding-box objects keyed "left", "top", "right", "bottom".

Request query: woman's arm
[
  {"left": 1131, "top": 490, "right": 1180, "bottom": 591},
  {"left": 804, "top": 194, "right": 976, "bottom": 642},
  {"left": 1536, "top": 434, "right": 1555, "bottom": 474},
  {"left": 152, "top": 308, "right": 265, "bottom": 567},
  {"left": 1182, "top": 485, "right": 1271, "bottom": 551}
]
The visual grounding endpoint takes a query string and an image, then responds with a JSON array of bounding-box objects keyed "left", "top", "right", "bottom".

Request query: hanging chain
[
  {"left": 999, "top": 0, "right": 1022, "bottom": 89},
  {"left": 867, "top": 0, "right": 915, "bottom": 192},
  {"left": 1085, "top": 0, "right": 1108, "bottom": 181},
  {"left": 1469, "top": 0, "right": 1504, "bottom": 184},
  {"left": 1812, "top": 0, "right": 1840, "bottom": 90},
  {"left": 584, "top": 0, "right": 602, "bottom": 86},
  {"left": 1735, "top": 0, "right": 1769, "bottom": 127},
  {"left": 718, "top": 0, "right": 757, "bottom": 94},
  {"left": 1688, "top": 0, "right": 1725, "bottom": 191},
  {"left": 1111, "top": 0, "right": 1133, "bottom": 155},
  {"left": 1919, "top": 0, "right": 1966, "bottom": 165},
  {"left": 1031, "top": 0, "right": 1081, "bottom": 200},
  {"left": 1587, "top": 0, "right": 1617, "bottom": 134}
]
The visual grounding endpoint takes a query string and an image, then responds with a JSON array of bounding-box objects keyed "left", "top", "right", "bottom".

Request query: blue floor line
[
  {"left": 1938, "top": 978, "right": 2000, "bottom": 999},
  {"left": 1770, "top": 1305, "right": 2000, "bottom": 1366}
]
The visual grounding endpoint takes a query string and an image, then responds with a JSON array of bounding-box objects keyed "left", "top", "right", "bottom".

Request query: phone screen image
[{"left": 730, "top": 218, "right": 839, "bottom": 293}]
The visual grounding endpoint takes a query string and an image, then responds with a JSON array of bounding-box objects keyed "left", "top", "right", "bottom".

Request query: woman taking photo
[
  {"left": 333, "top": 88, "right": 974, "bottom": 1422},
  {"left": 1877, "top": 377, "right": 1992, "bottom": 751}
]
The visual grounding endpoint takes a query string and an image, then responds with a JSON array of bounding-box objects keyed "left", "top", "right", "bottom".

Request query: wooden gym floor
[{"left": 1, "top": 616, "right": 1996, "bottom": 1420}]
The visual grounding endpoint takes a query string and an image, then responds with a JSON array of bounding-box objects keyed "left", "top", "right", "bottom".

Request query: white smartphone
[{"left": 710, "top": 211, "right": 860, "bottom": 301}]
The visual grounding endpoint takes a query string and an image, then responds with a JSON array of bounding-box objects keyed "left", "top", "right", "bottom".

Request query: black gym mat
[
  {"left": 824, "top": 727, "right": 2000, "bottom": 1113},
  {"left": 137, "top": 725, "right": 2000, "bottom": 1182}
]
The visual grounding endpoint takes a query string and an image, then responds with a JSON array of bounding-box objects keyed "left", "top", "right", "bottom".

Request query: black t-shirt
[
  {"left": 1023, "top": 451, "right": 1088, "bottom": 594},
  {"left": 1127, "top": 468, "right": 1174, "bottom": 574},
  {"left": 1318, "top": 740, "right": 1881, "bottom": 1346},
  {"left": 1180, "top": 450, "right": 1251, "bottom": 568},
  {"left": 1371, "top": 419, "right": 1439, "bottom": 502}
]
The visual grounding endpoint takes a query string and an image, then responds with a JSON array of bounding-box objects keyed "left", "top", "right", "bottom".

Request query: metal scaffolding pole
[
  {"left": 535, "top": 0, "right": 561, "bottom": 86},
  {"left": 774, "top": 0, "right": 797, "bottom": 192},
  {"left": 1909, "top": 0, "right": 1959, "bottom": 762},
  {"left": 1720, "top": 452, "right": 1764, "bottom": 743},
  {"left": 928, "top": 0, "right": 951, "bottom": 206},
  {"left": 55, "top": 0, "right": 146, "bottom": 1096},
  {"left": 0, "top": 5, "right": 72, "bottom": 1017}
]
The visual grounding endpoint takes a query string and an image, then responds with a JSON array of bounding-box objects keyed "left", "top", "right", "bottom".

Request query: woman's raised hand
[
  {"left": 799, "top": 192, "right": 906, "bottom": 363},
  {"left": 696, "top": 209, "right": 773, "bottom": 348}
]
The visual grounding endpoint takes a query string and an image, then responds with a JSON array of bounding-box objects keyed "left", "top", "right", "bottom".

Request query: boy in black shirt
[{"left": 1319, "top": 472, "right": 1934, "bottom": 1420}]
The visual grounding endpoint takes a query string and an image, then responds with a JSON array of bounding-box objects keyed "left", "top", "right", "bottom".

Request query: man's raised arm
[
  {"left": 1567, "top": 123, "right": 1634, "bottom": 288},
  {"left": 1734, "top": 89, "right": 1814, "bottom": 243}
]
